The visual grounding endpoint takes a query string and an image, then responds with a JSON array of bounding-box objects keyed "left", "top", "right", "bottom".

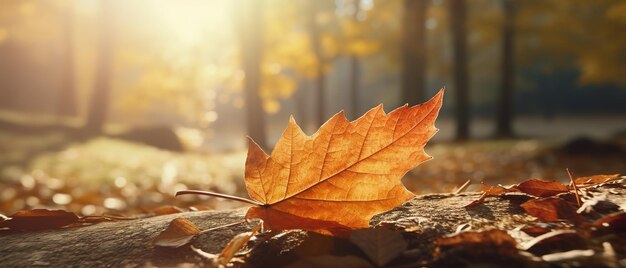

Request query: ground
[{"left": 1, "top": 125, "right": 624, "bottom": 216}]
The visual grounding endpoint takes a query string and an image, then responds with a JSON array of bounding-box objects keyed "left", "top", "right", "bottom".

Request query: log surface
[{"left": 1, "top": 186, "right": 624, "bottom": 267}]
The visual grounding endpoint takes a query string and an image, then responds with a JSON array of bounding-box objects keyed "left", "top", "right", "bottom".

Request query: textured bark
[{"left": 1, "top": 186, "right": 624, "bottom": 267}]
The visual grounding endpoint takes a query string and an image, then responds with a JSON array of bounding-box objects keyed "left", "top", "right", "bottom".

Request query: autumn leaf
[
  {"left": 244, "top": 89, "right": 444, "bottom": 235},
  {"left": 516, "top": 179, "right": 569, "bottom": 197},
  {"left": 152, "top": 218, "right": 201, "bottom": 248},
  {"left": 520, "top": 230, "right": 584, "bottom": 255},
  {"left": 0, "top": 209, "right": 79, "bottom": 231},
  {"left": 466, "top": 178, "right": 571, "bottom": 207},
  {"left": 574, "top": 174, "right": 621, "bottom": 186},
  {"left": 592, "top": 212, "right": 626, "bottom": 234},
  {"left": 434, "top": 229, "right": 518, "bottom": 256},
  {"left": 520, "top": 197, "right": 582, "bottom": 223},
  {"left": 152, "top": 206, "right": 185, "bottom": 216},
  {"left": 216, "top": 224, "right": 261, "bottom": 266}
]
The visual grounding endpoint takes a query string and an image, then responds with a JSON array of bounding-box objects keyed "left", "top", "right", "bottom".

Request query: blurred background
[{"left": 0, "top": 0, "right": 624, "bottom": 216}]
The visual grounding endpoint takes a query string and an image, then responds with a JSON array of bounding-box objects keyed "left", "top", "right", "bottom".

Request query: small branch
[
  {"left": 567, "top": 168, "right": 582, "bottom": 207},
  {"left": 453, "top": 179, "right": 472, "bottom": 194},
  {"left": 176, "top": 190, "right": 264, "bottom": 206}
]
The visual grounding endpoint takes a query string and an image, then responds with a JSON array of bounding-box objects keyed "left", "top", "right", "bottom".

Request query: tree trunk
[
  {"left": 57, "top": 1, "right": 77, "bottom": 118},
  {"left": 1, "top": 185, "right": 624, "bottom": 267},
  {"left": 239, "top": 1, "right": 268, "bottom": 149},
  {"left": 349, "top": 0, "right": 362, "bottom": 119},
  {"left": 496, "top": 0, "right": 516, "bottom": 138},
  {"left": 307, "top": 2, "right": 327, "bottom": 127},
  {"left": 401, "top": 0, "right": 428, "bottom": 106},
  {"left": 84, "top": 0, "right": 114, "bottom": 133},
  {"left": 450, "top": 0, "right": 470, "bottom": 141}
]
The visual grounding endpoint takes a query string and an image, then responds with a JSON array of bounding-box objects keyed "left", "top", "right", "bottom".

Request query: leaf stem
[
  {"left": 200, "top": 220, "right": 248, "bottom": 234},
  {"left": 176, "top": 190, "right": 263, "bottom": 206}
]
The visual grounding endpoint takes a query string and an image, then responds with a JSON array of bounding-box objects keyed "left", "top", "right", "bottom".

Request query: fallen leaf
[
  {"left": 152, "top": 206, "right": 185, "bottom": 215},
  {"left": 520, "top": 225, "right": 551, "bottom": 237},
  {"left": 516, "top": 179, "right": 569, "bottom": 197},
  {"left": 466, "top": 178, "right": 574, "bottom": 207},
  {"left": 575, "top": 174, "right": 620, "bottom": 186},
  {"left": 190, "top": 245, "right": 218, "bottom": 264},
  {"left": 592, "top": 212, "right": 626, "bottom": 234},
  {"left": 244, "top": 90, "right": 444, "bottom": 235},
  {"left": 520, "top": 197, "right": 582, "bottom": 223},
  {"left": 217, "top": 224, "right": 261, "bottom": 266},
  {"left": 0, "top": 209, "right": 79, "bottom": 231},
  {"left": 520, "top": 230, "right": 586, "bottom": 256},
  {"left": 349, "top": 228, "right": 407, "bottom": 267},
  {"left": 434, "top": 229, "right": 518, "bottom": 256},
  {"left": 287, "top": 255, "right": 374, "bottom": 268},
  {"left": 435, "top": 229, "right": 517, "bottom": 248},
  {"left": 464, "top": 184, "right": 511, "bottom": 207},
  {"left": 152, "top": 218, "right": 200, "bottom": 248}
]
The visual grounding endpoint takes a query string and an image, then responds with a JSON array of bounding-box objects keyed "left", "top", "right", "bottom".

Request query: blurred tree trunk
[
  {"left": 449, "top": 0, "right": 470, "bottom": 140},
  {"left": 401, "top": 0, "right": 428, "bottom": 105},
  {"left": 496, "top": 0, "right": 516, "bottom": 138},
  {"left": 349, "top": 0, "right": 361, "bottom": 119},
  {"left": 239, "top": 0, "right": 267, "bottom": 149},
  {"left": 307, "top": 2, "right": 326, "bottom": 127},
  {"left": 294, "top": 80, "right": 309, "bottom": 132},
  {"left": 58, "top": 1, "right": 77, "bottom": 118},
  {"left": 85, "top": 0, "right": 114, "bottom": 133}
]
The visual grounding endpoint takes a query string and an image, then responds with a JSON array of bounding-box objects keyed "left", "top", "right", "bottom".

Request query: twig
[
  {"left": 453, "top": 179, "right": 472, "bottom": 194},
  {"left": 567, "top": 168, "right": 582, "bottom": 207}
]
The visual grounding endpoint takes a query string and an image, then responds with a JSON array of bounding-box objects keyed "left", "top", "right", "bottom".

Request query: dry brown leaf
[
  {"left": 244, "top": 90, "right": 444, "bottom": 235},
  {"left": 152, "top": 218, "right": 200, "bottom": 248},
  {"left": 464, "top": 184, "right": 511, "bottom": 207},
  {"left": 520, "top": 229, "right": 585, "bottom": 255},
  {"left": 152, "top": 206, "right": 185, "bottom": 215},
  {"left": 516, "top": 179, "right": 569, "bottom": 197},
  {"left": 520, "top": 197, "right": 582, "bottom": 223},
  {"left": 0, "top": 209, "right": 79, "bottom": 231},
  {"left": 434, "top": 229, "right": 518, "bottom": 256},
  {"left": 466, "top": 178, "right": 572, "bottom": 207},
  {"left": 217, "top": 224, "right": 261, "bottom": 266},
  {"left": 349, "top": 228, "right": 407, "bottom": 267},
  {"left": 575, "top": 174, "right": 621, "bottom": 186},
  {"left": 592, "top": 212, "right": 626, "bottom": 234}
]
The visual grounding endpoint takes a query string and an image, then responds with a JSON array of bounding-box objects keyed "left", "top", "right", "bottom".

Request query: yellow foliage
[
  {"left": 263, "top": 100, "right": 280, "bottom": 114},
  {"left": 345, "top": 39, "right": 380, "bottom": 57}
]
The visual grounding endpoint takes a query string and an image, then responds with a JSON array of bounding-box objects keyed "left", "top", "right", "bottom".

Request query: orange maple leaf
[{"left": 244, "top": 89, "right": 444, "bottom": 235}]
